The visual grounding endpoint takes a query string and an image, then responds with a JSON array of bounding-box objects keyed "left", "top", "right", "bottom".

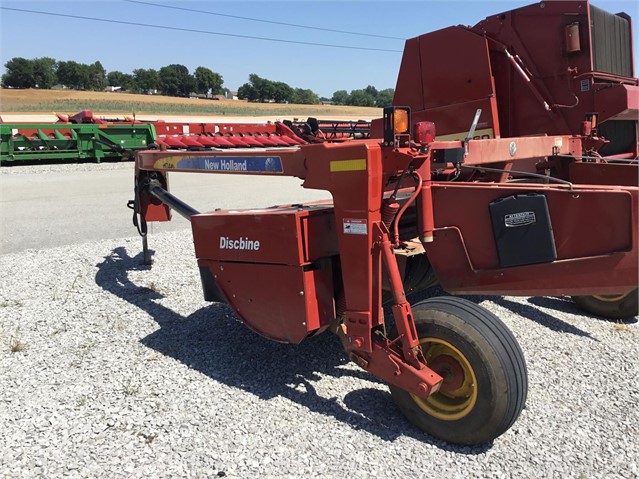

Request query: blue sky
[{"left": 1, "top": 0, "right": 637, "bottom": 97}]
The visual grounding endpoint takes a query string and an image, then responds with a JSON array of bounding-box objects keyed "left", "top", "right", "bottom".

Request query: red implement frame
[
  {"left": 386, "top": 0, "right": 638, "bottom": 186},
  {"left": 134, "top": 131, "right": 638, "bottom": 402}
]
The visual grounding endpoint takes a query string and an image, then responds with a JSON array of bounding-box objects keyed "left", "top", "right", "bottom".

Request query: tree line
[
  {"left": 238, "top": 74, "right": 320, "bottom": 105},
  {"left": 2, "top": 57, "right": 107, "bottom": 91},
  {"left": 1, "top": 57, "right": 225, "bottom": 96},
  {"left": 238, "top": 75, "right": 394, "bottom": 107},
  {"left": 330, "top": 85, "right": 394, "bottom": 108},
  {"left": 1, "top": 56, "right": 394, "bottom": 107}
]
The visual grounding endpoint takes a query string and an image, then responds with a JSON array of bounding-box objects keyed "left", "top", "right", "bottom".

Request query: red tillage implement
[{"left": 131, "top": 106, "right": 637, "bottom": 444}]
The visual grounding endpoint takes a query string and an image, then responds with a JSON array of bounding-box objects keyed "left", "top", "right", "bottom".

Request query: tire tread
[
  {"left": 390, "top": 296, "right": 528, "bottom": 444},
  {"left": 418, "top": 298, "right": 528, "bottom": 435}
]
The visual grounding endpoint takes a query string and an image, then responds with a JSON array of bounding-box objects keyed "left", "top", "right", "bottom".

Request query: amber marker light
[{"left": 383, "top": 106, "right": 411, "bottom": 146}]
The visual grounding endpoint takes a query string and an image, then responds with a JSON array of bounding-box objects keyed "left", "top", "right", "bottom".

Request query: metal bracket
[{"left": 463, "top": 109, "right": 482, "bottom": 158}]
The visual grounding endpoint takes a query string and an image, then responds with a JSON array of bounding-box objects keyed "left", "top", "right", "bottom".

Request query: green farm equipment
[{"left": 0, "top": 123, "right": 156, "bottom": 163}]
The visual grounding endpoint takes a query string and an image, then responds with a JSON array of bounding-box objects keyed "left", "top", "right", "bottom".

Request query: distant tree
[
  {"left": 158, "top": 65, "right": 180, "bottom": 96},
  {"left": 158, "top": 67, "right": 179, "bottom": 96},
  {"left": 159, "top": 64, "right": 195, "bottom": 97},
  {"left": 87, "top": 61, "right": 107, "bottom": 91},
  {"left": 194, "top": 66, "right": 223, "bottom": 95},
  {"left": 121, "top": 73, "right": 134, "bottom": 90},
  {"left": 132, "top": 68, "right": 159, "bottom": 92},
  {"left": 249, "top": 73, "right": 274, "bottom": 102},
  {"left": 56, "top": 61, "right": 89, "bottom": 90},
  {"left": 237, "top": 82, "right": 257, "bottom": 101},
  {"left": 331, "top": 90, "right": 349, "bottom": 105},
  {"left": 107, "top": 71, "right": 133, "bottom": 90},
  {"left": 347, "top": 88, "right": 376, "bottom": 107},
  {"left": 32, "top": 57, "right": 57, "bottom": 89},
  {"left": 291, "top": 88, "right": 319, "bottom": 105},
  {"left": 272, "top": 81, "right": 293, "bottom": 103},
  {"left": 238, "top": 74, "right": 272, "bottom": 102},
  {"left": 238, "top": 73, "right": 317, "bottom": 104},
  {"left": 364, "top": 85, "right": 378, "bottom": 98},
  {"left": 2, "top": 57, "right": 36, "bottom": 88},
  {"left": 376, "top": 88, "right": 395, "bottom": 107}
]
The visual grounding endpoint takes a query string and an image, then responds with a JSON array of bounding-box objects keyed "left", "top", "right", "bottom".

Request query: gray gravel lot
[{"left": 1, "top": 164, "right": 638, "bottom": 478}]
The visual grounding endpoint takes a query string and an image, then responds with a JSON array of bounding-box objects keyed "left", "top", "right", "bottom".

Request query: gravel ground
[
  {"left": 1, "top": 227, "right": 637, "bottom": 479},
  {"left": 0, "top": 161, "right": 135, "bottom": 175}
]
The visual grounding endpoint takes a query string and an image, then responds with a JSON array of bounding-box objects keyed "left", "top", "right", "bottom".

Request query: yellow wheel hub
[{"left": 410, "top": 338, "right": 478, "bottom": 421}]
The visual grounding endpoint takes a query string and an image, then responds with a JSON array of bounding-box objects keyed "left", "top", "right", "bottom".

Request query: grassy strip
[{"left": 5, "top": 99, "right": 378, "bottom": 117}]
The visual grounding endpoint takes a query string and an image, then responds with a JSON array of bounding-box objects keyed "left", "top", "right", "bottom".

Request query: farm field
[{"left": 0, "top": 88, "right": 381, "bottom": 119}]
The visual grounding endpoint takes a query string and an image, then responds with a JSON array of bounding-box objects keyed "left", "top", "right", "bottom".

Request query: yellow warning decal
[
  {"left": 153, "top": 156, "right": 181, "bottom": 169},
  {"left": 436, "top": 128, "right": 495, "bottom": 141},
  {"left": 330, "top": 159, "right": 366, "bottom": 172}
]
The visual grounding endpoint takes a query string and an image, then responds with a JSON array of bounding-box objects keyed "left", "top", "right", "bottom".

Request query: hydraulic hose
[{"left": 392, "top": 172, "right": 423, "bottom": 246}]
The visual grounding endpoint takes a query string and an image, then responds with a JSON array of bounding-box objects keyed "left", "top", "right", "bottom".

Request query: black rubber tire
[
  {"left": 571, "top": 288, "right": 638, "bottom": 320},
  {"left": 389, "top": 297, "right": 528, "bottom": 445}
]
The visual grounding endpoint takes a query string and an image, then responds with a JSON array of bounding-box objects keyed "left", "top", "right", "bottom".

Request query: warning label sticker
[{"left": 343, "top": 218, "right": 368, "bottom": 235}]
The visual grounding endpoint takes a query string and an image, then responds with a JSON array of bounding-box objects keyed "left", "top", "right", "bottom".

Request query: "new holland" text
[{"left": 204, "top": 159, "right": 247, "bottom": 171}]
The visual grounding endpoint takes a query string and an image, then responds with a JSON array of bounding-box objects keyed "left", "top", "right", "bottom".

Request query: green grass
[
  {"left": 6, "top": 99, "right": 376, "bottom": 117},
  {"left": 0, "top": 299, "right": 23, "bottom": 308},
  {"left": 9, "top": 327, "right": 26, "bottom": 353}
]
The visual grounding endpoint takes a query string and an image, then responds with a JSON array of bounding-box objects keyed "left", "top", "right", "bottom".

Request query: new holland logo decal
[{"left": 154, "top": 156, "right": 283, "bottom": 173}]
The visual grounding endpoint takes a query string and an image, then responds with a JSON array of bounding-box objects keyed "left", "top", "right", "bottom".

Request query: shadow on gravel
[
  {"left": 95, "top": 247, "right": 491, "bottom": 454},
  {"left": 406, "top": 286, "right": 594, "bottom": 339},
  {"left": 528, "top": 296, "right": 583, "bottom": 315},
  {"left": 493, "top": 297, "right": 594, "bottom": 338},
  {"left": 528, "top": 296, "right": 639, "bottom": 325}
]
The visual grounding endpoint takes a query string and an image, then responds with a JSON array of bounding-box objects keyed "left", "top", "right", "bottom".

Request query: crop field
[{"left": 0, "top": 89, "right": 381, "bottom": 118}]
